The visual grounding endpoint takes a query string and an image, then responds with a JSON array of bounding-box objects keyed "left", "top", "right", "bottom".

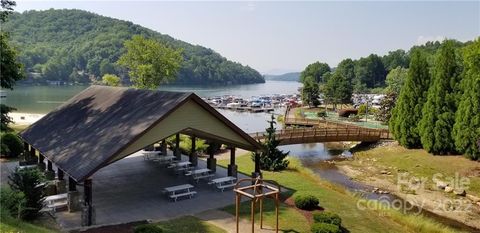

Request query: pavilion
[{"left": 19, "top": 85, "right": 263, "bottom": 226}]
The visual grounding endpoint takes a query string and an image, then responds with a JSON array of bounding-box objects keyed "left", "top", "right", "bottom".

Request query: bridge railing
[{"left": 250, "top": 127, "right": 391, "bottom": 142}]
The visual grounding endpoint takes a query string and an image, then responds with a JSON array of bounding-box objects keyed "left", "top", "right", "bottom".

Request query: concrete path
[{"left": 194, "top": 209, "right": 277, "bottom": 233}]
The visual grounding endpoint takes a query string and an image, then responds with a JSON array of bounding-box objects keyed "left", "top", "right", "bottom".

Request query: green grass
[
  {"left": 0, "top": 213, "right": 56, "bottom": 233},
  {"left": 219, "top": 154, "right": 463, "bottom": 233},
  {"left": 341, "top": 145, "right": 480, "bottom": 196},
  {"left": 153, "top": 216, "right": 226, "bottom": 233}
]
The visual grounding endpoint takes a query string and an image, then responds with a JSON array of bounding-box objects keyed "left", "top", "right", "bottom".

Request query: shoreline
[
  {"left": 8, "top": 112, "right": 46, "bottom": 126},
  {"left": 335, "top": 144, "right": 480, "bottom": 230}
]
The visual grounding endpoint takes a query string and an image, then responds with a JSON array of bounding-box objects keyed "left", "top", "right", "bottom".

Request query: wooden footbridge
[{"left": 250, "top": 117, "right": 392, "bottom": 145}]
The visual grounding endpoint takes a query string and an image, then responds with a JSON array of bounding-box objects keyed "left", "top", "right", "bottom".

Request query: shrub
[
  {"left": 317, "top": 111, "right": 327, "bottom": 118},
  {"left": 313, "top": 211, "right": 342, "bottom": 226},
  {"left": 0, "top": 187, "right": 26, "bottom": 219},
  {"left": 311, "top": 222, "right": 341, "bottom": 233},
  {"left": 8, "top": 167, "right": 45, "bottom": 220},
  {"left": 134, "top": 224, "right": 164, "bottom": 233},
  {"left": 1, "top": 133, "right": 24, "bottom": 158},
  {"left": 294, "top": 195, "right": 319, "bottom": 210}
]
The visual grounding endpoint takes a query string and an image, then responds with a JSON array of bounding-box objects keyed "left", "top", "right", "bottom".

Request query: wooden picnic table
[
  {"left": 209, "top": 176, "right": 237, "bottom": 191},
  {"left": 163, "top": 184, "right": 196, "bottom": 202},
  {"left": 188, "top": 168, "right": 214, "bottom": 183}
]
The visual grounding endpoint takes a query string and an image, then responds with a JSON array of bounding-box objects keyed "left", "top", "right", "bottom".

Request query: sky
[{"left": 15, "top": 1, "right": 480, "bottom": 74}]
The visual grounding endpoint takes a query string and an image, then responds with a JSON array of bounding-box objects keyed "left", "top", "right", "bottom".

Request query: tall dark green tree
[
  {"left": 301, "top": 76, "right": 320, "bottom": 107},
  {"left": 335, "top": 58, "right": 356, "bottom": 84},
  {"left": 300, "top": 62, "right": 331, "bottom": 83},
  {"left": 389, "top": 49, "right": 431, "bottom": 148},
  {"left": 419, "top": 40, "right": 462, "bottom": 154},
  {"left": 253, "top": 115, "right": 289, "bottom": 171},
  {"left": 382, "top": 49, "right": 409, "bottom": 71},
  {"left": 453, "top": 39, "right": 480, "bottom": 160},
  {"left": 354, "top": 54, "right": 386, "bottom": 89}
]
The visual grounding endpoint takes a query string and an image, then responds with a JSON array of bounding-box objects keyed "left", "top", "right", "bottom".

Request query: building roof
[{"left": 20, "top": 86, "right": 261, "bottom": 182}]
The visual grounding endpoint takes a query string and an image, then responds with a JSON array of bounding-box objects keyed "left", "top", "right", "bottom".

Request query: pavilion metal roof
[{"left": 20, "top": 86, "right": 261, "bottom": 182}]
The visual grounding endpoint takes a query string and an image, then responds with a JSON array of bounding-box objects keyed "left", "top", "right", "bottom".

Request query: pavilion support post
[
  {"left": 56, "top": 168, "right": 67, "bottom": 194},
  {"left": 174, "top": 134, "right": 181, "bottom": 160},
  {"left": 227, "top": 147, "right": 238, "bottom": 177},
  {"left": 29, "top": 146, "right": 36, "bottom": 163},
  {"left": 161, "top": 139, "right": 167, "bottom": 155},
  {"left": 45, "top": 160, "right": 55, "bottom": 180},
  {"left": 37, "top": 153, "right": 46, "bottom": 170},
  {"left": 251, "top": 198, "right": 256, "bottom": 233},
  {"left": 67, "top": 176, "right": 81, "bottom": 212},
  {"left": 189, "top": 136, "right": 198, "bottom": 166},
  {"left": 260, "top": 198, "right": 263, "bottom": 229},
  {"left": 235, "top": 193, "right": 240, "bottom": 233},
  {"left": 275, "top": 193, "right": 279, "bottom": 233},
  {"left": 207, "top": 149, "right": 216, "bottom": 173},
  {"left": 23, "top": 142, "right": 29, "bottom": 161},
  {"left": 252, "top": 151, "right": 261, "bottom": 179},
  {"left": 82, "top": 178, "right": 95, "bottom": 226}
]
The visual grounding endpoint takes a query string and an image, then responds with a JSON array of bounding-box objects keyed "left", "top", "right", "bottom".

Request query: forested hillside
[
  {"left": 264, "top": 72, "right": 300, "bottom": 82},
  {"left": 4, "top": 9, "right": 264, "bottom": 85}
]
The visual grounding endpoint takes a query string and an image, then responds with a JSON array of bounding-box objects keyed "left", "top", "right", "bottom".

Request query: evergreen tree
[
  {"left": 419, "top": 40, "right": 462, "bottom": 154},
  {"left": 253, "top": 115, "right": 289, "bottom": 171},
  {"left": 389, "top": 49, "right": 431, "bottom": 148},
  {"left": 453, "top": 40, "right": 480, "bottom": 160}
]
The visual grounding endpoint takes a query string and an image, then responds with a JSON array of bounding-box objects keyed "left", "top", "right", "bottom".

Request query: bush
[
  {"left": 8, "top": 168, "right": 45, "bottom": 220},
  {"left": 0, "top": 187, "right": 26, "bottom": 219},
  {"left": 134, "top": 224, "right": 164, "bottom": 233},
  {"left": 311, "top": 222, "right": 341, "bottom": 233},
  {"left": 294, "top": 195, "right": 319, "bottom": 210},
  {"left": 313, "top": 212, "right": 342, "bottom": 226},
  {"left": 1, "top": 133, "right": 24, "bottom": 158},
  {"left": 317, "top": 111, "right": 327, "bottom": 118}
]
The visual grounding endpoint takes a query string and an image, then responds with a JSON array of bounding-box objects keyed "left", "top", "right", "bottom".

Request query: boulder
[
  {"left": 444, "top": 186, "right": 454, "bottom": 193},
  {"left": 380, "top": 170, "right": 388, "bottom": 175},
  {"left": 453, "top": 189, "right": 466, "bottom": 196},
  {"left": 466, "top": 194, "right": 480, "bottom": 203}
]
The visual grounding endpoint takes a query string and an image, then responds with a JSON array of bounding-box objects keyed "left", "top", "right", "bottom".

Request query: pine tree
[
  {"left": 389, "top": 49, "right": 431, "bottom": 148},
  {"left": 453, "top": 39, "right": 480, "bottom": 160},
  {"left": 254, "top": 114, "right": 289, "bottom": 171},
  {"left": 419, "top": 40, "right": 462, "bottom": 154}
]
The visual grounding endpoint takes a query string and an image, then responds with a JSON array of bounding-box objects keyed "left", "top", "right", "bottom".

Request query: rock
[
  {"left": 466, "top": 194, "right": 480, "bottom": 203},
  {"left": 477, "top": 202, "right": 480, "bottom": 207},
  {"left": 380, "top": 170, "right": 388, "bottom": 174},
  {"left": 415, "top": 164, "right": 420, "bottom": 167},
  {"left": 372, "top": 187, "right": 379, "bottom": 193},
  {"left": 453, "top": 189, "right": 466, "bottom": 196},
  {"left": 386, "top": 171, "right": 392, "bottom": 175},
  {"left": 444, "top": 186, "right": 454, "bottom": 193},
  {"left": 436, "top": 181, "right": 448, "bottom": 189}
]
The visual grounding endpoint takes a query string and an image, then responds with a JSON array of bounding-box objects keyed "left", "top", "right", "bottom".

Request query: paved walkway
[{"left": 194, "top": 209, "right": 276, "bottom": 233}]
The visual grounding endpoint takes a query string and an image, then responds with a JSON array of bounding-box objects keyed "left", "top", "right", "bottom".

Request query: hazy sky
[{"left": 15, "top": 1, "right": 480, "bottom": 74}]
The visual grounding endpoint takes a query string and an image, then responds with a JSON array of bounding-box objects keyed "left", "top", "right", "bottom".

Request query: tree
[
  {"left": 323, "top": 72, "right": 352, "bottom": 109},
  {"left": 354, "top": 54, "right": 386, "bottom": 88},
  {"left": 453, "top": 39, "right": 480, "bottom": 160},
  {"left": 419, "top": 40, "right": 462, "bottom": 154},
  {"left": 0, "top": 33, "right": 23, "bottom": 89},
  {"left": 8, "top": 168, "right": 45, "bottom": 220},
  {"left": 389, "top": 49, "right": 431, "bottom": 148},
  {"left": 375, "top": 91, "right": 397, "bottom": 124},
  {"left": 300, "top": 62, "right": 331, "bottom": 83},
  {"left": 117, "top": 35, "right": 183, "bottom": 89},
  {"left": 253, "top": 115, "right": 289, "bottom": 171},
  {"left": 102, "top": 74, "right": 121, "bottom": 86},
  {"left": 382, "top": 49, "right": 409, "bottom": 71},
  {"left": 336, "top": 59, "right": 356, "bottom": 84},
  {"left": 301, "top": 76, "right": 320, "bottom": 107},
  {"left": 385, "top": 67, "right": 408, "bottom": 95},
  {"left": 0, "top": 0, "right": 15, "bottom": 23}
]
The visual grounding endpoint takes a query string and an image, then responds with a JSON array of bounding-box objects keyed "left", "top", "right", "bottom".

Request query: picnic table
[
  {"left": 142, "top": 150, "right": 162, "bottom": 160},
  {"left": 168, "top": 161, "right": 192, "bottom": 174},
  {"left": 43, "top": 193, "right": 68, "bottom": 212},
  {"left": 163, "top": 184, "right": 196, "bottom": 202},
  {"left": 209, "top": 176, "right": 237, "bottom": 191},
  {"left": 153, "top": 155, "right": 176, "bottom": 164},
  {"left": 187, "top": 168, "right": 214, "bottom": 183}
]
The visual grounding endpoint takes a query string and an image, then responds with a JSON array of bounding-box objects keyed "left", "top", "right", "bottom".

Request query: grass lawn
[
  {"left": 341, "top": 145, "right": 480, "bottom": 196},
  {"left": 219, "top": 154, "right": 462, "bottom": 233},
  {"left": 0, "top": 213, "right": 56, "bottom": 233},
  {"left": 153, "top": 216, "right": 225, "bottom": 233}
]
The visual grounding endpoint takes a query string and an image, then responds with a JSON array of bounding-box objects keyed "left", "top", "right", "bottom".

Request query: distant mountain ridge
[
  {"left": 4, "top": 9, "right": 264, "bottom": 85},
  {"left": 264, "top": 72, "right": 300, "bottom": 82}
]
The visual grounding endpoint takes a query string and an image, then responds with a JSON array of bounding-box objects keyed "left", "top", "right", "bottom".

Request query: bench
[
  {"left": 169, "top": 191, "right": 197, "bottom": 202},
  {"left": 216, "top": 183, "right": 236, "bottom": 192},
  {"left": 193, "top": 173, "right": 215, "bottom": 183}
]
